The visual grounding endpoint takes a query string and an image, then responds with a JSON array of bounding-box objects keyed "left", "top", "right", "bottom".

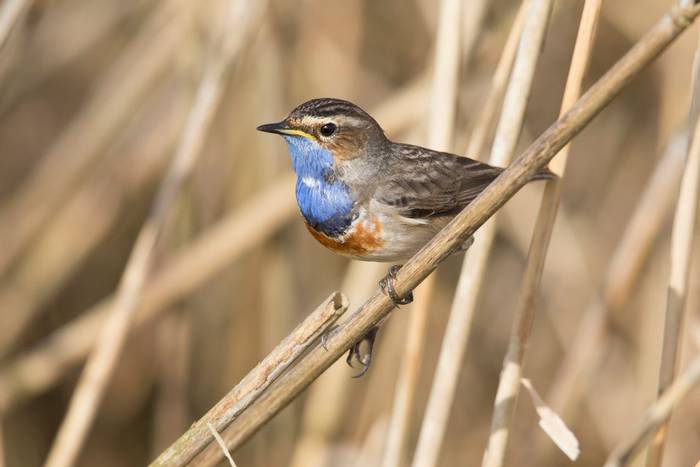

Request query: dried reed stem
[
  {"left": 480, "top": 1, "right": 601, "bottom": 465},
  {"left": 182, "top": 4, "right": 700, "bottom": 465},
  {"left": 603, "top": 353, "right": 700, "bottom": 467},
  {"left": 0, "top": 1, "right": 145, "bottom": 113},
  {"left": 150, "top": 293, "right": 348, "bottom": 467},
  {"left": 410, "top": 4, "right": 527, "bottom": 467},
  {"left": 0, "top": 421, "right": 4, "bottom": 467},
  {"left": 0, "top": 0, "right": 189, "bottom": 277},
  {"left": 0, "top": 0, "right": 30, "bottom": 51},
  {"left": 152, "top": 310, "right": 192, "bottom": 454},
  {"left": 43, "top": 3, "right": 263, "bottom": 466},
  {"left": 284, "top": 78, "right": 429, "bottom": 467},
  {"left": 425, "top": 0, "right": 463, "bottom": 149},
  {"left": 645, "top": 36, "right": 700, "bottom": 465},
  {"left": 0, "top": 174, "right": 296, "bottom": 413},
  {"left": 465, "top": 5, "right": 528, "bottom": 158},
  {"left": 460, "top": 0, "right": 489, "bottom": 69},
  {"left": 288, "top": 262, "right": 385, "bottom": 467},
  {"left": 0, "top": 88, "right": 187, "bottom": 359},
  {"left": 382, "top": 0, "right": 466, "bottom": 464},
  {"left": 382, "top": 288, "right": 431, "bottom": 467},
  {"left": 533, "top": 127, "right": 688, "bottom": 462},
  {"left": 474, "top": 0, "right": 553, "bottom": 466},
  {"left": 0, "top": 77, "right": 423, "bottom": 412},
  {"left": 207, "top": 423, "right": 237, "bottom": 467}
]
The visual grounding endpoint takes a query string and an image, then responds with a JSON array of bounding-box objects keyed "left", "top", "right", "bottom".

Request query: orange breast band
[{"left": 305, "top": 216, "right": 383, "bottom": 257}]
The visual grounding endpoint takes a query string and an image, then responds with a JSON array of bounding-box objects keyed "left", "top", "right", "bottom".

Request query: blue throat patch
[{"left": 283, "top": 136, "right": 355, "bottom": 237}]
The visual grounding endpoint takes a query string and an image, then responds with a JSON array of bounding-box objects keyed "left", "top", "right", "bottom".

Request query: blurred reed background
[{"left": 0, "top": 0, "right": 699, "bottom": 466}]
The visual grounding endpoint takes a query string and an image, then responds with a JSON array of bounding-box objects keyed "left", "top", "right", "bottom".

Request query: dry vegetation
[{"left": 1, "top": 0, "right": 700, "bottom": 466}]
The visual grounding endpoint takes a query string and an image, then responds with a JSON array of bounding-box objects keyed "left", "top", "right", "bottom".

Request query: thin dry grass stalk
[
  {"left": 0, "top": 88, "right": 187, "bottom": 359},
  {"left": 480, "top": 1, "right": 602, "bottom": 465},
  {"left": 43, "top": 2, "right": 264, "bottom": 466},
  {"left": 0, "top": 421, "right": 3, "bottom": 467},
  {"left": 459, "top": 0, "right": 488, "bottom": 69},
  {"left": 603, "top": 353, "right": 700, "bottom": 467},
  {"left": 0, "top": 174, "right": 297, "bottom": 413},
  {"left": 382, "top": 288, "right": 431, "bottom": 467},
  {"left": 533, "top": 127, "right": 688, "bottom": 463},
  {"left": 382, "top": 0, "right": 467, "bottom": 464},
  {"left": 207, "top": 423, "right": 238, "bottom": 467},
  {"left": 181, "top": 4, "right": 700, "bottom": 465},
  {"left": 645, "top": 38, "right": 700, "bottom": 465},
  {"left": 410, "top": 4, "right": 528, "bottom": 467},
  {"left": 465, "top": 4, "right": 528, "bottom": 158},
  {"left": 0, "top": 0, "right": 147, "bottom": 112},
  {"left": 425, "top": 0, "right": 463, "bottom": 149},
  {"left": 417, "top": 0, "right": 557, "bottom": 466},
  {"left": 288, "top": 262, "right": 384, "bottom": 467},
  {"left": 151, "top": 293, "right": 348, "bottom": 467},
  {"left": 0, "top": 77, "right": 424, "bottom": 413},
  {"left": 283, "top": 78, "right": 429, "bottom": 467},
  {"left": 520, "top": 378, "right": 579, "bottom": 460},
  {"left": 152, "top": 311, "right": 192, "bottom": 454},
  {"left": 0, "top": 0, "right": 30, "bottom": 52},
  {"left": 0, "top": 0, "right": 189, "bottom": 277}
]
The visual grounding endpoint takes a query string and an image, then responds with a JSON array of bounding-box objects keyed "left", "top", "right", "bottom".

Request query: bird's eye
[{"left": 320, "top": 123, "right": 337, "bottom": 137}]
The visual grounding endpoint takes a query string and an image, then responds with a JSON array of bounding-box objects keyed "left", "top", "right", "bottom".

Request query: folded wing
[{"left": 375, "top": 144, "right": 503, "bottom": 219}]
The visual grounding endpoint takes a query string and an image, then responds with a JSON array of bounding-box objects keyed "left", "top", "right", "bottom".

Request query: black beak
[{"left": 256, "top": 121, "right": 288, "bottom": 135}]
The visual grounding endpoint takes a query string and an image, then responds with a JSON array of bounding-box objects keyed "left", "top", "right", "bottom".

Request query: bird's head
[{"left": 257, "top": 98, "right": 387, "bottom": 162}]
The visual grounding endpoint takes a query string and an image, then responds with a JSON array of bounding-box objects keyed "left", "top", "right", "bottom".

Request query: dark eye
[{"left": 320, "top": 123, "right": 337, "bottom": 137}]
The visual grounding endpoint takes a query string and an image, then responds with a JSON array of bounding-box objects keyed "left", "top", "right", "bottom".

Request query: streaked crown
[{"left": 257, "top": 98, "right": 388, "bottom": 159}]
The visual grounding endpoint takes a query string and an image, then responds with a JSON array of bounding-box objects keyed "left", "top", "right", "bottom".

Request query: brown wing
[{"left": 375, "top": 144, "right": 503, "bottom": 219}]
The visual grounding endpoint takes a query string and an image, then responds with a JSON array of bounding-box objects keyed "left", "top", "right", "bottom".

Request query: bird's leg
[
  {"left": 342, "top": 265, "right": 413, "bottom": 377},
  {"left": 455, "top": 235, "right": 474, "bottom": 254},
  {"left": 379, "top": 264, "right": 414, "bottom": 306},
  {"left": 346, "top": 326, "right": 378, "bottom": 378}
]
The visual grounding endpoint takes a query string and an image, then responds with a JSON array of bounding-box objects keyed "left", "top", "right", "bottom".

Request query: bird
[{"left": 257, "top": 98, "right": 553, "bottom": 376}]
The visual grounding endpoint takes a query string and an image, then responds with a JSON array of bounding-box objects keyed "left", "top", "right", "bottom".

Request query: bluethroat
[{"left": 258, "top": 98, "right": 553, "bottom": 376}]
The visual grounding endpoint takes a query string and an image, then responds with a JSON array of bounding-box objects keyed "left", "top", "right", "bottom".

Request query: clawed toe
[
  {"left": 345, "top": 327, "right": 378, "bottom": 378},
  {"left": 461, "top": 235, "right": 474, "bottom": 252},
  {"left": 379, "top": 265, "right": 414, "bottom": 306},
  {"left": 343, "top": 264, "right": 414, "bottom": 378},
  {"left": 320, "top": 324, "right": 339, "bottom": 351}
]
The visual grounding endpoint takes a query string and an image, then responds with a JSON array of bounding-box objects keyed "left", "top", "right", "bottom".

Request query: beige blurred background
[{"left": 0, "top": 0, "right": 699, "bottom": 466}]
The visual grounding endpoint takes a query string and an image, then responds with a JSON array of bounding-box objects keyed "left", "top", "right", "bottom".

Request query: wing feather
[{"left": 375, "top": 144, "right": 503, "bottom": 219}]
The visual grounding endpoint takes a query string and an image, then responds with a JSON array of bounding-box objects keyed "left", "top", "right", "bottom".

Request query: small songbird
[{"left": 257, "top": 98, "right": 552, "bottom": 375}]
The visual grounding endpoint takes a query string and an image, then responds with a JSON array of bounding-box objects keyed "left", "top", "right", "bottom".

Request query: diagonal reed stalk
[
  {"left": 409, "top": 3, "right": 528, "bottom": 467},
  {"left": 170, "top": 3, "right": 700, "bottom": 465},
  {"left": 533, "top": 127, "right": 688, "bottom": 464},
  {"left": 287, "top": 80, "right": 430, "bottom": 467},
  {"left": 0, "top": 0, "right": 31, "bottom": 52},
  {"left": 150, "top": 292, "right": 348, "bottom": 467},
  {"left": 382, "top": 0, "right": 468, "bottom": 465},
  {"left": 43, "top": 2, "right": 265, "bottom": 466},
  {"left": 480, "top": 1, "right": 602, "bottom": 466},
  {"left": 644, "top": 30, "right": 700, "bottom": 466},
  {"left": 0, "top": 173, "right": 297, "bottom": 413},
  {"left": 0, "top": 76, "right": 427, "bottom": 414},
  {"left": 289, "top": 261, "right": 385, "bottom": 467},
  {"left": 0, "top": 86, "right": 189, "bottom": 359},
  {"left": 0, "top": 0, "right": 191, "bottom": 278},
  {"left": 604, "top": 353, "right": 700, "bottom": 467}
]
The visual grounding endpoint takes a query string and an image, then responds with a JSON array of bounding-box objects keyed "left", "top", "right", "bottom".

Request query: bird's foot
[
  {"left": 379, "top": 265, "right": 414, "bottom": 307},
  {"left": 346, "top": 326, "right": 378, "bottom": 378},
  {"left": 462, "top": 235, "right": 475, "bottom": 251},
  {"left": 320, "top": 324, "right": 339, "bottom": 351},
  {"left": 455, "top": 235, "right": 474, "bottom": 254}
]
